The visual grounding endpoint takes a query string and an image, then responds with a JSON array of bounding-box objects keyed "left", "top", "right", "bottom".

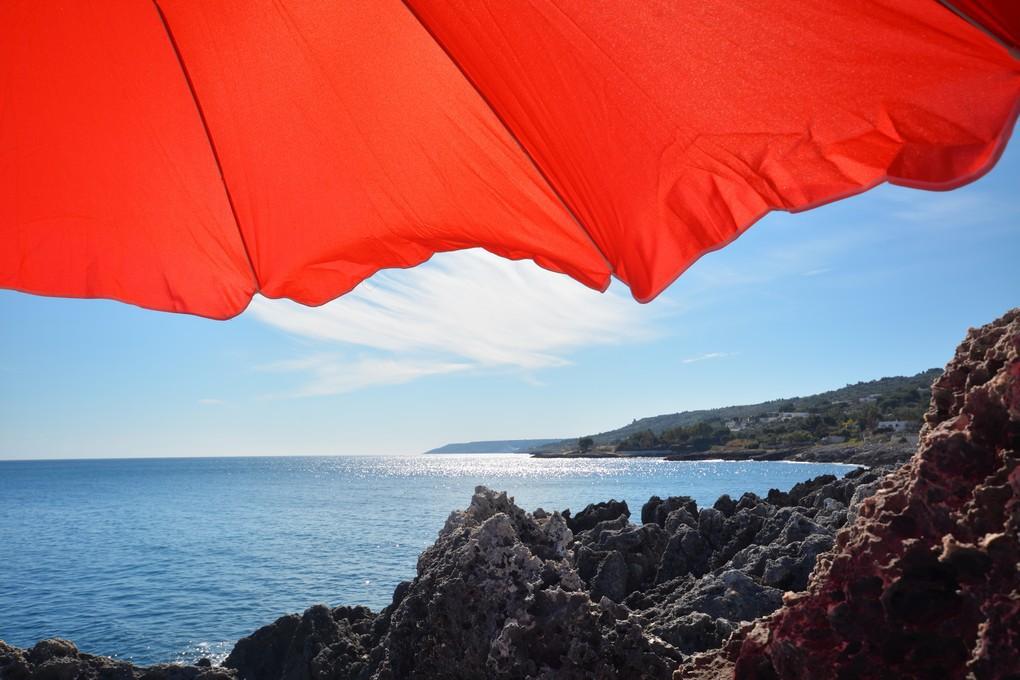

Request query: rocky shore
[
  {"left": 532, "top": 438, "right": 916, "bottom": 467},
  {"left": 1, "top": 469, "right": 885, "bottom": 680},
  {"left": 3, "top": 308, "right": 1017, "bottom": 679},
  {"left": 663, "top": 440, "right": 915, "bottom": 467}
]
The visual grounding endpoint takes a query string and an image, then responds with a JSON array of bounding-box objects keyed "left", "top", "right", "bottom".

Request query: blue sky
[{"left": 2, "top": 133, "right": 1018, "bottom": 459}]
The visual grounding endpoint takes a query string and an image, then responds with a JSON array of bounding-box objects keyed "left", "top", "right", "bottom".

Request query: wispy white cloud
[
  {"left": 248, "top": 249, "right": 662, "bottom": 397},
  {"left": 258, "top": 356, "right": 472, "bottom": 397},
  {"left": 681, "top": 351, "right": 734, "bottom": 364}
]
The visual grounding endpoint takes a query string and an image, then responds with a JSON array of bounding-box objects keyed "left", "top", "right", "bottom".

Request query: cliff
[{"left": 678, "top": 308, "right": 1020, "bottom": 679}]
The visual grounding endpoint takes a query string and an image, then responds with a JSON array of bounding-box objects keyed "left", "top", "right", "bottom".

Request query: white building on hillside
[
  {"left": 877, "top": 420, "right": 916, "bottom": 433},
  {"left": 759, "top": 412, "right": 811, "bottom": 424}
]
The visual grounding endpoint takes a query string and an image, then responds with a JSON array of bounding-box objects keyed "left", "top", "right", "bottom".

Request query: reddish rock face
[{"left": 677, "top": 309, "right": 1020, "bottom": 680}]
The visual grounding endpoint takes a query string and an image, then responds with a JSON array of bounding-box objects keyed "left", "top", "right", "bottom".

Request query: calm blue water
[{"left": 0, "top": 455, "right": 856, "bottom": 665}]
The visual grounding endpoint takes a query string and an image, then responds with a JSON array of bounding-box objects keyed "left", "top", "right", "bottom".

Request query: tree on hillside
[
  {"left": 578, "top": 436, "right": 594, "bottom": 453},
  {"left": 859, "top": 403, "right": 881, "bottom": 432}
]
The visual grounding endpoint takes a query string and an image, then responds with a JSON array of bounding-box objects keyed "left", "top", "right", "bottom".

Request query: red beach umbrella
[{"left": 2, "top": 0, "right": 1018, "bottom": 319}]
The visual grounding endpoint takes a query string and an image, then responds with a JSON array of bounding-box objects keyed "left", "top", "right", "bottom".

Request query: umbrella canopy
[{"left": 3, "top": 0, "right": 1018, "bottom": 319}]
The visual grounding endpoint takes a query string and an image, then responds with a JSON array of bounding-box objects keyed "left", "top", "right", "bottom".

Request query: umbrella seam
[
  {"left": 937, "top": 0, "right": 1019, "bottom": 57},
  {"left": 151, "top": 0, "right": 261, "bottom": 295},
  {"left": 396, "top": 0, "right": 616, "bottom": 291}
]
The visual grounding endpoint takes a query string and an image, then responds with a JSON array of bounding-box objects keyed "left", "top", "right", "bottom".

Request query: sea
[{"left": 0, "top": 454, "right": 857, "bottom": 665}]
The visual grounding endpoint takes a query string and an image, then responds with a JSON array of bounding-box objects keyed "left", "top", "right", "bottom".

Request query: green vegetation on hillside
[{"left": 538, "top": 369, "right": 940, "bottom": 454}]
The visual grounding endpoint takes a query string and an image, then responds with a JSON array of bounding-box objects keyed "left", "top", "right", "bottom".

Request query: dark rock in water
[
  {"left": 226, "top": 604, "right": 373, "bottom": 680},
  {"left": 564, "top": 498, "right": 630, "bottom": 533},
  {"left": 711, "top": 495, "right": 736, "bottom": 517},
  {"left": 677, "top": 308, "right": 1020, "bottom": 679},
  {"left": 663, "top": 506, "right": 698, "bottom": 534},
  {"left": 367, "top": 487, "right": 681, "bottom": 679},
  {"left": 226, "top": 613, "right": 301, "bottom": 680},
  {"left": 27, "top": 639, "right": 78, "bottom": 664},
  {"left": 734, "top": 493, "right": 760, "bottom": 512},
  {"left": 0, "top": 639, "right": 236, "bottom": 680},
  {"left": 642, "top": 496, "right": 699, "bottom": 527},
  {"left": 787, "top": 474, "right": 837, "bottom": 506}
]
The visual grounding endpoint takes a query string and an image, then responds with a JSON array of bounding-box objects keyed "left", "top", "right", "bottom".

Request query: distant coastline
[
  {"left": 424, "top": 438, "right": 561, "bottom": 454},
  {"left": 429, "top": 370, "right": 934, "bottom": 467},
  {"left": 530, "top": 438, "right": 915, "bottom": 468}
]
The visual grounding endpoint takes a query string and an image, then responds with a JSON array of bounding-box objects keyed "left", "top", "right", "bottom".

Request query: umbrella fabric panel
[
  {"left": 944, "top": 0, "right": 1020, "bottom": 51},
  {"left": 407, "top": 0, "right": 1020, "bottom": 302},
  {"left": 154, "top": 0, "right": 612, "bottom": 308},
  {"left": 2, "top": 0, "right": 1018, "bottom": 318},
  {"left": 1, "top": 0, "right": 256, "bottom": 319}
]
